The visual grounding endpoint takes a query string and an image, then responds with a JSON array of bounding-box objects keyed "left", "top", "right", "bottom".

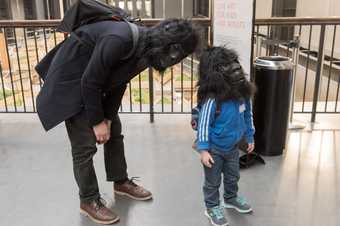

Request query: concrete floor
[{"left": 1, "top": 114, "right": 340, "bottom": 226}]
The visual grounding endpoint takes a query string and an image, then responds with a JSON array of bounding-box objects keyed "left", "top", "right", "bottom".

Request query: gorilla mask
[
  {"left": 197, "top": 47, "right": 256, "bottom": 104},
  {"left": 145, "top": 19, "right": 199, "bottom": 72}
]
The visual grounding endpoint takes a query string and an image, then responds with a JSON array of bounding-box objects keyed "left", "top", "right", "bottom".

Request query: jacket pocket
[
  {"left": 54, "top": 79, "right": 82, "bottom": 107},
  {"left": 57, "top": 78, "right": 82, "bottom": 85},
  {"left": 212, "top": 122, "right": 238, "bottom": 148}
]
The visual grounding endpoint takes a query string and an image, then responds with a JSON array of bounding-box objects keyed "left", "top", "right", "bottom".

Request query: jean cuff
[
  {"left": 205, "top": 202, "right": 221, "bottom": 209},
  {"left": 106, "top": 173, "right": 128, "bottom": 182},
  {"left": 80, "top": 193, "right": 100, "bottom": 203}
]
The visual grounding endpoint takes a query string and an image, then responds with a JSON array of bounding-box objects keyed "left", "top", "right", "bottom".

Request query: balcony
[
  {"left": 0, "top": 113, "right": 340, "bottom": 226},
  {"left": 1, "top": 16, "right": 340, "bottom": 226}
]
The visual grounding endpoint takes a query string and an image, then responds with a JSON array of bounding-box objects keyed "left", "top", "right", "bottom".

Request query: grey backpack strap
[
  {"left": 70, "top": 32, "right": 95, "bottom": 49},
  {"left": 122, "top": 21, "right": 139, "bottom": 60},
  {"left": 71, "top": 21, "right": 139, "bottom": 59}
]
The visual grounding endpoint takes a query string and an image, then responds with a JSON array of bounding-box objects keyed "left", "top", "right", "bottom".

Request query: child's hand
[
  {"left": 200, "top": 151, "right": 215, "bottom": 168},
  {"left": 247, "top": 143, "right": 255, "bottom": 153},
  {"left": 192, "top": 142, "right": 197, "bottom": 150}
]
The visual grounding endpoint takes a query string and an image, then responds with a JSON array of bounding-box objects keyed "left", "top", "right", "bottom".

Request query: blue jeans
[{"left": 203, "top": 148, "right": 240, "bottom": 209}]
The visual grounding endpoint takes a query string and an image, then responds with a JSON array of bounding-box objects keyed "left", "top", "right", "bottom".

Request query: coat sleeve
[
  {"left": 244, "top": 99, "right": 255, "bottom": 144},
  {"left": 196, "top": 99, "right": 216, "bottom": 152},
  {"left": 103, "top": 84, "right": 127, "bottom": 120},
  {"left": 81, "top": 35, "right": 126, "bottom": 126}
]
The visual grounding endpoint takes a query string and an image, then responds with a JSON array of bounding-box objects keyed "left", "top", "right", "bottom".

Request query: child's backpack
[
  {"left": 190, "top": 104, "right": 221, "bottom": 131},
  {"left": 191, "top": 106, "right": 200, "bottom": 131}
]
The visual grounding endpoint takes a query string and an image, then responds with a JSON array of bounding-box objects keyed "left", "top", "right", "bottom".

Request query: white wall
[
  {"left": 256, "top": 0, "right": 340, "bottom": 18},
  {"left": 256, "top": 0, "right": 340, "bottom": 59},
  {"left": 10, "top": 0, "right": 25, "bottom": 20},
  {"left": 296, "top": 0, "right": 340, "bottom": 59},
  {"left": 35, "top": 0, "right": 47, "bottom": 19},
  {"left": 296, "top": 0, "right": 340, "bottom": 17},
  {"left": 153, "top": 0, "right": 193, "bottom": 18},
  {"left": 255, "top": 0, "right": 272, "bottom": 18}
]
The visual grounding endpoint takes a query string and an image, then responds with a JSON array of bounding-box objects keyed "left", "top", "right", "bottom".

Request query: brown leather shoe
[
  {"left": 80, "top": 198, "right": 120, "bottom": 225},
  {"left": 114, "top": 178, "right": 153, "bottom": 201}
]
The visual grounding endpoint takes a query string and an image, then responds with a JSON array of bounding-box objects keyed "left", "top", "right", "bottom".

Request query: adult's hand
[
  {"left": 104, "top": 119, "right": 112, "bottom": 131},
  {"left": 93, "top": 121, "right": 110, "bottom": 144}
]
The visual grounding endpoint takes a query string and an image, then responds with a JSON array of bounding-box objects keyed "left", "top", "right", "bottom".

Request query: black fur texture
[
  {"left": 139, "top": 18, "right": 199, "bottom": 72},
  {"left": 197, "top": 47, "right": 256, "bottom": 105}
]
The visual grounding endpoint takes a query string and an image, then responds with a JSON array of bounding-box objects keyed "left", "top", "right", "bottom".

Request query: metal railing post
[
  {"left": 311, "top": 24, "right": 326, "bottom": 123},
  {"left": 132, "top": 0, "right": 138, "bottom": 17},
  {"left": 148, "top": 67, "right": 154, "bottom": 123},
  {"left": 289, "top": 36, "right": 300, "bottom": 123},
  {"left": 209, "top": 0, "right": 214, "bottom": 46}
]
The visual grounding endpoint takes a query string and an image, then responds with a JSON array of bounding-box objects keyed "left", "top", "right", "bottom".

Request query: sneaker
[
  {"left": 114, "top": 177, "right": 153, "bottom": 201},
  {"left": 204, "top": 206, "right": 229, "bottom": 226},
  {"left": 80, "top": 198, "right": 120, "bottom": 225},
  {"left": 223, "top": 196, "right": 252, "bottom": 213}
]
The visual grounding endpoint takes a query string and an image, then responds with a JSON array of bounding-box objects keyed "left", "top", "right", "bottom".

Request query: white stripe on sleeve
[
  {"left": 203, "top": 100, "right": 213, "bottom": 141},
  {"left": 198, "top": 99, "right": 213, "bottom": 142}
]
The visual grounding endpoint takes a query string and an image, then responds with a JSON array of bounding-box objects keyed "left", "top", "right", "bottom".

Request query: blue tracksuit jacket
[{"left": 196, "top": 98, "right": 255, "bottom": 152}]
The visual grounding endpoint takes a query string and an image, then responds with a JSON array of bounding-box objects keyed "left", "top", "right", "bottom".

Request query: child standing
[{"left": 195, "top": 47, "right": 256, "bottom": 226}]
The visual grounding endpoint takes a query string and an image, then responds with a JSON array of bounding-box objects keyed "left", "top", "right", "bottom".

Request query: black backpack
[
  {"left": 36, "top": 0, "right": 139, "bottom": 80},
  {"left": 57, "top": 0, "right": 137, "bottom": 33},
  {"left": 191, "top": 104, "right": 221, "bottom": 131}
]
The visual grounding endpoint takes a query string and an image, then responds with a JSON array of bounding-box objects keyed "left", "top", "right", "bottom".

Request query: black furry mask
[
  {"left": 144, "top": 18, "right": 199, "bottom": 72},
  {"left": 146, "top": 44, "right": 186, "bottom": 72},
  {"left": 197, "top": 47, "right": 256, "bottom": 105}
]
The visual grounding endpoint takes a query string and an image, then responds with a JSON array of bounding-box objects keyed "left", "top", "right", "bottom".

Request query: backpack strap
[
  {"left": 122, "top": 21, "right": 139, "bottom": 60},
  {"left": 70, "top": 20, "right": 139, "bottom": 60},
  {"left": 70, "top": 32, "right": 95, "bottom": 49},
  {"left": 215, "top": 104, "right": 221, "bottom": 117}
]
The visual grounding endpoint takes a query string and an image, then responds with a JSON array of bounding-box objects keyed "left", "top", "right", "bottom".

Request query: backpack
[
  {"left": 35, "top": 0, "right": 139, "bottom": 80},
  {"left": 191, "top": 104, "right": 221, "bottom": 131},
  {"left": 56, "top": 0, "right": 138, "bottom": 33}
]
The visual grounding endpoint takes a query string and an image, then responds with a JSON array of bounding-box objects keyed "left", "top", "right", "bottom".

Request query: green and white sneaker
[
  {"left": 224, "top": 196, "right": 252, "bottom": 213},
  {"left": 204, "top": 206, "right": 229, "bottom": 226}
]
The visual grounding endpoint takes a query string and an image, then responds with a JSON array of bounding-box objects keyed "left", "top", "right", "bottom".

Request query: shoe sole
[
  {"left": 114, "top": 190, "right": 153, "bottom": 201},
  {"left": 224, "top": 204, "right": 253, "bottom": 214},
  {"left": 204, "top": 210, "right": 229, "bottom": 226},
  {"left": 80, "top": 208, "right": 120, "bottom": 225}
]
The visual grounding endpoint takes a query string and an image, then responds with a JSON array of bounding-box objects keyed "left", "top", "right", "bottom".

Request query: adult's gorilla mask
[{"left": 144, "top": 19, "right": 199, "bottom": 72}]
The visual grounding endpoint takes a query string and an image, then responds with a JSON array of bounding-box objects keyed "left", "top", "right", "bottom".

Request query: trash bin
[{"left": 253, "top": 56, "right": 294, "bottom": 156}]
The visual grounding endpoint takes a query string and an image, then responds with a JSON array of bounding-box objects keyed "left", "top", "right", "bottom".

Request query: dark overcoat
[{"left": 36, "top": 21, "right": 147, "bottom": 131}]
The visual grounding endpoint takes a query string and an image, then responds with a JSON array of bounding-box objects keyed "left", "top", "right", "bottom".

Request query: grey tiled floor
[{"left": 1, "top": 114, "right": 340, "bottom": 226}]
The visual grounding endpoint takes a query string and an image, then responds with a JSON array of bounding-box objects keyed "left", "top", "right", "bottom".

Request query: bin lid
[{"left": 254, "top": 56, "right": 294, "bottom": 70}]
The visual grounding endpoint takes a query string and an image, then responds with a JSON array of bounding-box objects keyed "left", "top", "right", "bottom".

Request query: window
[
  {"left": 43, "top": 0, "right": 61, "bottom": 19},
  {"left": 23, "top": 0, "right": 37, "bottom": 20},
  {"left": 271, "top": 0, "right": 297, "bottom": 40},
  {"left": 272, "top": 0, "right": 297, "bottom": 17},
  {"left": 194, "top": 0, "right": 209, "bottom": 17},
  {"left": 0, "top": 0, "right": 11, "bottom": 20}
]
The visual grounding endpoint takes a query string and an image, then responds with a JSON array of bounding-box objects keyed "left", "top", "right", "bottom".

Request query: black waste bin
[{"left": 253, "top": 56, "right": 293, "bottom": 156}]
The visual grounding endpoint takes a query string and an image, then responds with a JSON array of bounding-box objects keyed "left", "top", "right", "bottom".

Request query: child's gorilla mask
[
  {"left": 219, "top": 58, "right": 254, "bottom": 101},
  {"left": 198, "top": 47, "right": 255, "bottom": 104},
  {"left": 219, "top": 61, "right": 246, "bottom": 87}
]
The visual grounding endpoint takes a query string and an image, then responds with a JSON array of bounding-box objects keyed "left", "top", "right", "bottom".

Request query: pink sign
[{"left": 214, "top": 0, "right": 254, "bottom": 75}]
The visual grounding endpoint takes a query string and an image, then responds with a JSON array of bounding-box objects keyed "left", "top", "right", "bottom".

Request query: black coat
[{"left": 36, "top": 21, "right": 147, "bottom": 131}]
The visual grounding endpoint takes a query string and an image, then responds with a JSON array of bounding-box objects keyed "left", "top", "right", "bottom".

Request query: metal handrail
[
  {"left": 0, "top": 17, "right": 212, "bottom": 116},
  {"left": 2, "top": 17, "right": 340, "bottom": 27},
  {"left": 255, "top": 17, "right": 340, "bottom": 25},
  {"left": 0, "top": 17, "right": 211, "bottom": 28},
  {"left": 254, "top": 16, "right": 340, "bottom": 120}
]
